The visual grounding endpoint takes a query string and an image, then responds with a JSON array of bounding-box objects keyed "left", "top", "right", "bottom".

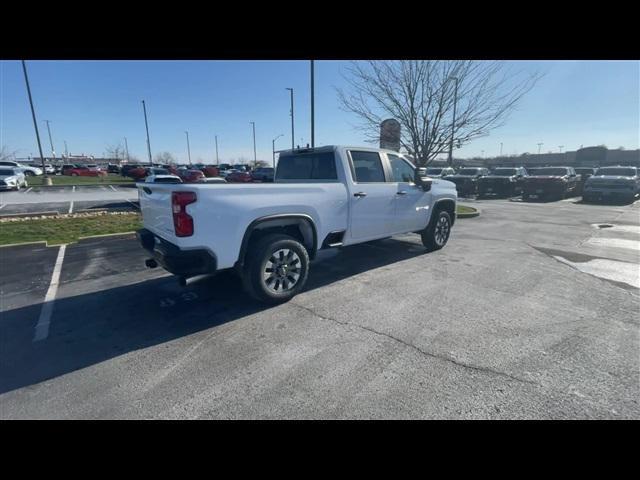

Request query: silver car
[
  {"left": 0, "top": 167, "right": 28, "bottom": 191},
  {"left": 583, "top": 166, "right": 640, "bottom": 203}
]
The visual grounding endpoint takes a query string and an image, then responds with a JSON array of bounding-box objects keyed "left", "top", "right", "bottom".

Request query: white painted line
[
  {"left": 33, "top": 244, "right": 67, "bottom": 342},
  {"left": 24, "top": 187, "right": 33, "bottom": 194},
  {"left": 0, "top": 204, "right": 5, "bottom": 210},
  {"left": 585, "top": 237, "right": 640, "bottom": 252},
  {"left": 68, "top": 201, "right": 74, "bottom": 214},
  {"left": 553, "top": 256, "right": 640, "bottom": 289},
  {"left": 109, "top": 185, "right": 118, "bottom": 192},
  {"left": 72, "top": 186, "right": 76, "bottom": 193}
]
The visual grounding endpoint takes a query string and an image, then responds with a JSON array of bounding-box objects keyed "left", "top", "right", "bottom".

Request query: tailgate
[{"left": 137, "top": 184, "right": 176, "bottom": 239}]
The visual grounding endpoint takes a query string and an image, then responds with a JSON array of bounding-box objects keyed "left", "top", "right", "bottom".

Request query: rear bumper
[
  {"left": 137, "top": 228, "right": 217, "bottom": 277},
  {"left": 478, "top": 182, "right": 514, "bottom": 196}
]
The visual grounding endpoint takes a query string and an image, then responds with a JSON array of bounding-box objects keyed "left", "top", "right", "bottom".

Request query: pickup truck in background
[
  {"left": 522, "top": 166, "right": 579, "bottom": 201},
  {"left": 477, "top": 167, "right": 528, "bottom": 198},
  {"left": 137, "top": 145, "right": 457, "bottom": 303},
  {"left": 582, "top": 166, "right": 640, "bottom": 203}
]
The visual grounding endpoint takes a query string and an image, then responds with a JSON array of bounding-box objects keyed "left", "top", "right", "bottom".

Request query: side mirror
[{"left": 414, "top": 167, "right": 433, "bottom": 192}]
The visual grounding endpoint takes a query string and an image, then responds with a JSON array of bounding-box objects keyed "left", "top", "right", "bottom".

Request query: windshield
[
  {"left": 426, "top": 168, "right": 443, "bottom": 175},
  {"left": 458, "top": 169, "right": 481, "bottom": 175},
  {"left": 0, "top": 169, "right": 16, "bottom": 175},
  {"left": 594, "top": 168, "right": 636, "bottom": 177},
  {"left": 491, "top": 169, "right": 517, "bottom": 176},
  {"left": 531, "top": 168, "right": 568, "bottom": 176}
]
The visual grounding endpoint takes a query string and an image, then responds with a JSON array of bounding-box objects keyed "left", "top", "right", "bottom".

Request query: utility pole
[
  {"left": 537, "top": 142, "right": 543, "bottom": 154},
  {"left": 185, "top": 131, "right": 191, "bottom": 165},
  {"left": 21, "top": 60, "right": 50, "bottom": 185},
  {"left": 142, "top": 100, "right": 152, "bottom": 165},
  {"left": 286, "top": 88, "right": 294, "bottom": 150},
  {"left": 64, "top": 140, "right": 69, "bottom": 159},
  {"left": 447, "top": 77, "right": 459, "bottom": 167},
  {"left": 43, "top": 120, "right": 56, "bottom": 162},
  {"left": 558, "top": 145, "right": 564, "bottom": 153},
  {"left": 124, "top": 137, "right": 130, "bottom": 162},
  {"left": 250, "top": 121, "right": 257, "bottom": 167},
  {"left": 272, "top": 134, "right": 283, "bottom": 168},
  {"left": 215, "top": 135, "right": 219, "bottom": 165},
  {"left": 310, "top": 60, "right": 315, "bottom": 148},
  {"left": 500, "top": 142, "right": 503, "bottom": 156}
]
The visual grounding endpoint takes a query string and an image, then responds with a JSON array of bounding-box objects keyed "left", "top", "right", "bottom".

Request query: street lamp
[
  {"left": 124, "top": 137, "right": 130, "bottom": 162},
  {"left": 537, "top": 142, "right": 543, "bottom": 154},
  {"left": 215, "top": 135, "right": 219, "bottom": 165},
  {"left": 142, "top": 100, "right": 153, "bottom": 165},
  {"left": 43, "top": 120, "right": 56, "bottom": 162},
  {"left": 250, "top": 121, "right": 257, "bottom": 167},
  {"left": 558, "top": 145, "right": 564, "bottom": 153},
  {"left": 286, "top": 88, "right": 294, "bottom": 150},
  {"left": 185, "top": 131, "right": 191, "bottom": 165},
  {"left": 272, "top": 134, "right": 284, "bottom": 168},
  {"left": 447, "top": 76, "right": 459, "bottom": 167},
  {"left": 310, "top": 60, "right": 315, "bottom": 148}
]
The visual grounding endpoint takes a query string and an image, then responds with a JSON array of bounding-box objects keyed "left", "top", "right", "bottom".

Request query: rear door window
[
  {"left": 350, "top": 151, "right": 386, "bottom": 183},
  {"left": 276, "top": 152, "right": 338, "bottom": 181}
]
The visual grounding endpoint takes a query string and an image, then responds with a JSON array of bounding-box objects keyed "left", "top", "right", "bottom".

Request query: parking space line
[
  {"left": 24, "top": 187, "right": 33, "bottom": 194},
  {"left": 33, "top": 244, "right": 67, "bottom": 342},
  {"left": 68, "top": 201, "right": 74, "bottom": 214},
  {"left": 109, "top": 185, "right": 118, "bottom": 192},
  {"left": 0, "top": 204, "right": 5, "bottom": 210},
  {"left": 72, "top": 186, "right": 76, "bottom": 193}
]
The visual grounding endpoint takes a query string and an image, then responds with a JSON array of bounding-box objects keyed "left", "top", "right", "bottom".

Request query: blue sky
[{"left": 1, "top": 60, "right": 638, "bottom": 163}]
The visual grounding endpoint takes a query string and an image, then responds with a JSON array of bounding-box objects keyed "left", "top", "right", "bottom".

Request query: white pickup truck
[{"left": 137, "top": 145, "right": 457, "bottom": 303}]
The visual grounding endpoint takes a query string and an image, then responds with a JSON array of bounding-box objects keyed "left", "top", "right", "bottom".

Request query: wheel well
[
  {"left": 433, "top": 200, "right": 456, "bottom": 226},
  {"left": 238, "top": 216, "right": 317, "bottom": 267}
]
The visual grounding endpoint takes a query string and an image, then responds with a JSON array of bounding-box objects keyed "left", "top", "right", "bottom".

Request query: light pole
[
  {"left": 142, "top": 100, "right": 152, "bottom": 165},
  {"left": 500, "top": 142, "right": 503, "bottom": 156},
  {"left": 447, "top": 76, "right": 459, "bottom": 167},
  {"left": 286, "top": 87, "right": 294, "bottom": 150},
  {"left": 64, "top": 140, "right": 69, "bottom": 159},
  {"left": 43, "top": 120, "right": 56, "bottom": 162},
  {"left": 21, "top": 61, "right": 50, "bottom": 185},
  {"left": 250, "top": 121, "right": 257, "bottom": 167},
  {"left": 558, "top": 145, "right": 564, "bottom": 153},
  {"left": 185, "top": 131, "right": 191, "bottom": 165},
  {"left": 124, "top": 137, "right": 130, "bottom": 162},
  {"left": 537, "top": 142, "right": 543, "bottom": 154},
  {"left": 310, "top": 60, "right": 315, "bottom": 148},
  {"left": 215, "top": 135, "right": 219, "bottom": 165},
  {"left": 272, "top": 134, "right": 284, "bottom": 168}
]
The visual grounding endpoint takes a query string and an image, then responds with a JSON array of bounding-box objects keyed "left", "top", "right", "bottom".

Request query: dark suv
[
  {"left": 477, "top": 167, "right": 528, "bottom": 198},
  {"left": 443, "top": 167, "right": 489, "bottom": 196},
  {"left": 522, "top": 166, "right": 579, "bottom": 201}
]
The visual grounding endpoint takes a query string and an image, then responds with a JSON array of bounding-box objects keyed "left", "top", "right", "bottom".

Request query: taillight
[{"left": 172, "top": 191, "right": 197, "bottom": 237}]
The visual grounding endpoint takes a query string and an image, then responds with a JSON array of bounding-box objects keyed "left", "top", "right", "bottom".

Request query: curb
[
  {"left": 0, "top": 211, "right": 59, "bottom": 219},
  {"left": 456, "top": 208, "right": 481, "bottom": 219},
  {"left": 77, "top": 231, "right": 136, "bottom": 241},
  {"left": 0, "top": 240, "right": 48, "bottom": 248}
]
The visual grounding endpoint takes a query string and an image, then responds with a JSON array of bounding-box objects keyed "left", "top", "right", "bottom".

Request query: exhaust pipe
[{"left": 145, "top": 258, "right": 158, "bottom": 269}]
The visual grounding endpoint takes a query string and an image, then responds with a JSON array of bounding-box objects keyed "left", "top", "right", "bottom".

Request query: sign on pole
[{"left": 380, "top": 119, "right": 401, "bottom": 152}]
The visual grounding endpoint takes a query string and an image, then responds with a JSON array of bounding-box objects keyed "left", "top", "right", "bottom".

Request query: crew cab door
[
  {"left": 347, "top": 150, "right": 397, "bottom": 240},
  {"left": 387, "top": 153, "right": 431, "bottom": 233}
]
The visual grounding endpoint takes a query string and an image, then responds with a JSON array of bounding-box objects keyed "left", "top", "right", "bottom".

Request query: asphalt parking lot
[
  {"left": 0, "top": 197, "right": 638, "bottom": 419},
  {"left": 0, "top": 185, "right": 139, "bottom": 216}
]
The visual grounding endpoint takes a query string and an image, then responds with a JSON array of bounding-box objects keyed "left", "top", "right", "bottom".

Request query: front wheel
[
  {"left": 24, "top": 170, "right": 34, "bottom": 177},
  {"left": 421, "top": 210, "right": 452, "bottom": 252},
  {"left": 242, "top": 234, "right": 310, "bottom": 304}
]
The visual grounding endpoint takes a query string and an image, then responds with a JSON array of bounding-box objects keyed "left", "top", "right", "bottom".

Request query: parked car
[
  {"left": 137, "top": 145, "right": 457, "bottom": 304},
  {"left": 145, "top": 174, "right": 182, "bottom": 184},
  {"left": 107, "top": 164, "right": 121, "bottom": 174},
  {"left": 121, "top": 164, "right": 144, "bottom": 178},
  {"left": 522, "top": 166, "right": 579, "bottom": 201},
  {"left": 43, "top": 164, "right": 56, "bottom": 175},
  {"left": 425, "top": 166, "right": 456, "bottom": 178},
  {"left": 574, "top": 167, "right": 596, "bottom": 195},
  {"left": 130, "top": 167, "right": 171, "bottom": 181},
  {"left": 219, "top": 168, "right": 237, "bottom": 178},
  {"left": 251, "top": 167, "right": 275, "bottom": 182},
  {"left": 67, "top": 165, "right": 107, "bottom": 177},
  {"left": 200, "top": 165, "right": 220, "bottom": 177},
  {"left": 477, "top": 167, "right": 528, "bottom": 198},
  {"left": 0, "top": 161, "right": 42, "bottom": 176},
  {"left": 177, "top": 168, "right": 206, "bottom": 183},
  {"left": 0, "top": 167, "right": 28, "bottom": 191},
  {"left": 582, "top": 166, "right": 640, "bottom": 203},
  {"left": 232, "top": 164, "right": 252, "bottom": 172},
  {"left": 443, "top": 167, "right": 490, "bottom": 196},
  {"left": 61, "top": 164, "right": 77, "bottom": 175},
  {"left": 226, "top": 170, "right": 253, "bottom": 183},
  {"left": 198, "top": 177, "right": 227, "bottom": 184}
]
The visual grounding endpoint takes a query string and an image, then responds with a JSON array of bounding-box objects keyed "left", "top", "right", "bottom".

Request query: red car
[
  {"left": 67, "top": 165, "right": 107, "bottom": 177},
  {"left": 127, "top": 166, "right": 149, "bottom": 181},
  {"left": 177, "top": 169, "right": 205, "bottom": 183},
  {"left": 201, "top": 165, "right": 220, "bottom": 177},
  {"left": 225, "top": 170, "right": 253, "bottom": 183}
]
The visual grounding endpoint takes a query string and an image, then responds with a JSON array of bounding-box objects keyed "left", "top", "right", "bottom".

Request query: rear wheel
[
  {"left": 242, "top": 234, "right": 310, "bottom": 304},
  {"left": 421, "top": 210, "right": 452, "bottom": 252}
]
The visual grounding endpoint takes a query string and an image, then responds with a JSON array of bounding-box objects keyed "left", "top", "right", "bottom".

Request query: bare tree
[
  {"left": 337, "top": 61, "right": 542, "bottom": 166},
  {"left": 105, "top": 142, "right": 126, "bottom": 161},
  {"left": 154, "top": 151, "right": 177, "bottom": 164}
]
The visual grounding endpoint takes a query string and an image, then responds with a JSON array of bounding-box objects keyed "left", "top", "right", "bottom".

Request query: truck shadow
[{"left": 0, "top": 237, "right": 428, "bottom": 395}]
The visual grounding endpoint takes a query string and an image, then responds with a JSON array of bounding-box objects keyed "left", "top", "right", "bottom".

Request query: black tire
[
  {"left": 24, "top": 170, "right": 34, "bottom": 177},
  {"left": 421, "top": 210, "right": 452, "bottom": 252},
  {"left": 242, "top": 233, "right": 310, "bottom": 304}
]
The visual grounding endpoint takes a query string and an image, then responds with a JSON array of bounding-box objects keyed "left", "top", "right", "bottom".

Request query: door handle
[
  {"left": 353, "top": 192, "right": 367, "bottom": 198},
  {"left": 396, "top": 191, "right": 408, "bottom": 195}
]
